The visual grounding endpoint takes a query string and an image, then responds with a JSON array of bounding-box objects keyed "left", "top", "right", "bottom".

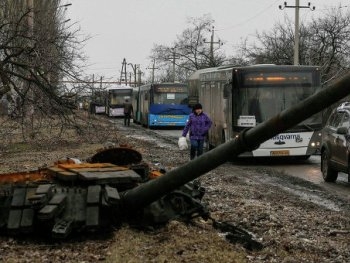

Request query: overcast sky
[{"left": 66, "top": 0, "right": 349, "bottom": 81}]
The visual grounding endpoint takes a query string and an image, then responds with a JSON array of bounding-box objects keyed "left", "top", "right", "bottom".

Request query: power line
[
  {"left": 61, "top": 80, "right": 139, "bottom": 85},
  {"left": 216, "top": 0, "right": 280, "bottom": 31}
]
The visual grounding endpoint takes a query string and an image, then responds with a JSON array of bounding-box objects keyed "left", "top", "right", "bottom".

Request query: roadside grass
[
  {"left": 0, "top": 111, "right": 119, "bottom": 151},
  {"left": 107, "top": 221, "right": 248, "bottom": 263}
]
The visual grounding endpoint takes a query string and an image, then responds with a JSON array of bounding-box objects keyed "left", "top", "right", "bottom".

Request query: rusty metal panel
[
  {"left": 87, "top": 185, "right": 101, "bottom": 205},
  {"left": 20, "top": 208, "right": 34, "bottom": 232},
  {"left": 78, "top": 170, "right": 141, "bottom": 184},
  {"left": 11, "top": 188, "right": 26, "bottom": 208}
]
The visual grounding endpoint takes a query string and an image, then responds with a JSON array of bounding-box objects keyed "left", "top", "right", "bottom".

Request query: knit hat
[{"left": 193, "top": 103, "right": 202, "bottom": 110}]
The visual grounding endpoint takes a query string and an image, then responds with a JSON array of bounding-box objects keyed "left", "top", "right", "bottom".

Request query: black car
[{"left": 321, "top": 102, "right": 350, "bottom": 182}]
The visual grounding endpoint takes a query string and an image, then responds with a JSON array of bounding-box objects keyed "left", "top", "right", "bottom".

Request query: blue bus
[{"left": 133, "top": 83, "right": 191, "bottom": 127}]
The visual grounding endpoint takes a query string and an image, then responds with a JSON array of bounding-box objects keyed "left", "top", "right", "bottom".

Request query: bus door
[
  {"left": 217, "top": 81, "right": 228, "bottom": 144},
  {"left": 223, "top": 81, "right": 233, "bottom": 143},
  {"left": 140, "top": 90, "right": 149, "bottom": 126},
  {"left": 209, "top": 82, "right": 217, "bottom": 145}
]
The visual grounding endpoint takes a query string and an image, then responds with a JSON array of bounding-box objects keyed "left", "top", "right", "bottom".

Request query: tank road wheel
[{"left": 321, "top": 150, "right": 338, "bottom": 182}]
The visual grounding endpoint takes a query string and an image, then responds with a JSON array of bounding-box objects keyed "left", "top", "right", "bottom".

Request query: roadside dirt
[{"left": 0, "top": 113, "right": 350, "bottom": 263}]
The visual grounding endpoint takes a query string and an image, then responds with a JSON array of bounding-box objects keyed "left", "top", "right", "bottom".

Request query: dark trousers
[
  {"left": 190, "top": 139, "right": 204, "bottom": 160},
  {"left": 124, "top": 114, "right": 131, "bottom": 126}
]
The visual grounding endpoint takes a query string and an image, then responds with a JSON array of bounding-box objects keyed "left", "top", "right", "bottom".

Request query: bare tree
[
  {"left": 306, "top": 7, "right": 350, "bottom": 85},
  {"left": 238, "top": 7, "right": 350, "bottom": 85},
  {"left": 0, "top": 1, "right": 86, "bottom": 115},
  {"left": 0, "top": 0, "right": 88, "bottom": 141},
  {"left": 239, "top": 16, "right": 303, "bottom": 65},
  {"left": 150, "top": 14, "right": 227, "bottom": 82}
]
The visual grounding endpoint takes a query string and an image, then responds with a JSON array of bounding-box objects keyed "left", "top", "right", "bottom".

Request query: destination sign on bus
[
  {"left": 154, "top": 86, "right": 187, "bottom": 93},
  {"left": 109, "top": 89, "right": 132, "bottom": 95},
  {"left": 243, "top": 72, "right": 312, "bottom": 86}
]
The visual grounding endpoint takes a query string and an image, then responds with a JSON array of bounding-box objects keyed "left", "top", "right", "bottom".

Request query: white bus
[
  {"left": 189, "top": 64, "right": 322, "bottom": 158},
  {"left": 106, "top": 85, "right": 133, "bottom": 117}
]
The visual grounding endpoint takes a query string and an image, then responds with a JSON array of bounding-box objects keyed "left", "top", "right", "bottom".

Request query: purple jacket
[{"left": 182, "top": 112, "right": 212, "bottom": 140}]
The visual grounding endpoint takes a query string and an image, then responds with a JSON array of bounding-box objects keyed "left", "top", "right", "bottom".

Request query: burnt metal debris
[
  {"left": 1, "top": 72, "right": 350, "bottom": 248},
  {"left": 0, "top": 147, "right": 207, "bottom": 240}
]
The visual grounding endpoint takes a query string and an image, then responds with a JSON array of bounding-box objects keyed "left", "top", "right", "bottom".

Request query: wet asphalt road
[
  {"left": 115, "top": 119, "right": 350, "bottom": 202},
  {"left": 153, "top": 127, "right": 350, "bottom": 202}
]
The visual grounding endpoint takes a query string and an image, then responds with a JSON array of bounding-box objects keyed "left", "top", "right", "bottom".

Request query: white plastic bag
[{"left": 178, "top": 136, "right": 188, "bottom": 150}]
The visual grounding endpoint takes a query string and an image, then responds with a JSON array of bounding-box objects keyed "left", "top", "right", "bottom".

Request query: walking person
[
  {"left": 182, "top": 103, "right": 212, "bottom": 160},
  {"left": 123, "top": 99, "right": 133, "bottom": 126}
]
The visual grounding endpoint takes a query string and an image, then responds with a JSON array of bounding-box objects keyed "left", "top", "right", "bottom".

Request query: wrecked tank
[
  {"left": 1, "top": 71, "right": 350, "bottom": 245},
  {"left": 0, "top": 146, "right": 207, "bottom": 239}
]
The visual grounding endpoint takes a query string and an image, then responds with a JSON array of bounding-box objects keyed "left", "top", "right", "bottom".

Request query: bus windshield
[
  {"left": 109, "top": 89, "right": 132, "bottom": 105},
  {"left": 234, "top": 70, "right": 321, "bottom": 127}
]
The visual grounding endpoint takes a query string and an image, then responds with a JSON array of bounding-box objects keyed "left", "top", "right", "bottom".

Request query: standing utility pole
[
  {"left": 128, "top": 63, "right": 139, "bottom": 87},
  {"left": 170, "top": 47, "right": 180, "bottom": 83},
  {"left": 120, "top": 58, "right": 128, "bottom": 85},
  {"left": 147, "top": 59, "right": 158, "bottom": 84},
  {"left": 279, "top": 1, "right": 315, "bottom": 65},
  {"left": 137, "top": 67, "right": 142, "bottom": 86},
  {"left": 26, "top": 0, "right": 34, "bottom": 117},
  {"left": 163, "top": 47, "right": 180, "bottom": 83},
  {"left": 204, "top": 26, "right": 222, "bottom": 66}
]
